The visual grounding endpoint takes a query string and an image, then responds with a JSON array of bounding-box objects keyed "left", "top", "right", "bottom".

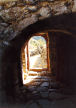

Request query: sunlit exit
[{"left": 21, "top": 33, "right": 50, "bottom": 85}]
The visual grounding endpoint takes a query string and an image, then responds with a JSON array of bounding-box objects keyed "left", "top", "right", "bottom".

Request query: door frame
[{"left": 21, "top": 32, "right": 50, "bottom": 74}]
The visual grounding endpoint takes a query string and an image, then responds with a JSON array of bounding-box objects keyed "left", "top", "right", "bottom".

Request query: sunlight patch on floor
[{"left": 23, "top": 72, "right": 38, "bottom": 84}]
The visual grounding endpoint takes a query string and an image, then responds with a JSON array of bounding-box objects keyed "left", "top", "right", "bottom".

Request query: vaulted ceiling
[{"left": 0, "top": 0, "right": 75, "bottom": 41}]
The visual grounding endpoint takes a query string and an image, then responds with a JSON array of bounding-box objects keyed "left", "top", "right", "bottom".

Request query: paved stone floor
[
  {"left": 1, "top": 76, "right": 76, "bottom": 108},
  {"left": 16, "top": 76, "right": 76, "bottom": 108},
  {"left": 1, "top": 95, "right": 76, "bottom": 108}
]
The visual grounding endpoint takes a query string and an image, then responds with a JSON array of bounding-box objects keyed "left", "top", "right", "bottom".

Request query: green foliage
[
  {"left": 38, "top": 39, "right": 46, "bottom": 47},
  {"left": 29, "top": 38, "right": 46, "bottom": 49}
]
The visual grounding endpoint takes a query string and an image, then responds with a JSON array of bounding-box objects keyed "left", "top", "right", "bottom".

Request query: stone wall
[
  {"left": 0, "top": 0, "right": 75, "bottom": 41},
  {"left": 48, "top": 32, "right": 57, "bottom": 76},
  {"left": 48, "top": 31, "right": 76, "bottom": 89}
]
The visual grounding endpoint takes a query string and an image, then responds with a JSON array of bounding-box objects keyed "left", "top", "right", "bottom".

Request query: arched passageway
[
  {"left": 19, "top": 29, "right": 76, "bottom": 94},
  {"left": 21, "top": 33, "right": 50, "bottom": 85},
  {"left": 0, "top": 13, "right": 76, "bottom": 105}
]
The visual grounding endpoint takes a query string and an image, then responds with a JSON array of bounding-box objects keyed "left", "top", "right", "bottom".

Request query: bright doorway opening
[{"left": 21, "top": 33, "right": 50, "bottom": 85}]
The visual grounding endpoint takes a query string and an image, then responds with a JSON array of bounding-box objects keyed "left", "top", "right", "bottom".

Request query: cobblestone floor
[
  {"left": 15, "top": 76, "right": 76, "bottom": 108},
  {"left": 1, "top": 76, "right": 76, "bottom": 108}
]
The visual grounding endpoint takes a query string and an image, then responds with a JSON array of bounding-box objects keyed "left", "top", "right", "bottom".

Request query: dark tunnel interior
[{"left": 0, "top": 13, "right": 76, "bottom": 107}]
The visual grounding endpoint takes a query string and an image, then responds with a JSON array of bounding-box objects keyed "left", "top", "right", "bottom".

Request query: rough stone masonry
[{"left": 0, "top": 0, "right": 75, "bottom": 41}]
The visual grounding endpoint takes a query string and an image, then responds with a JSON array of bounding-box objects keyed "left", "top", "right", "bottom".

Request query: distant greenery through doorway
[{"left": 21, "top": 33, "right": 50, "bottom": 85}]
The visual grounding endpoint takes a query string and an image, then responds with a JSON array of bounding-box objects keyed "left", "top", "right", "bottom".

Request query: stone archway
[
  {"left": 21, "top": 32, "right": 50, "bottom": 85},
  {"left": 0, "top": 12, "right": 76, "bottom": 104}
]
